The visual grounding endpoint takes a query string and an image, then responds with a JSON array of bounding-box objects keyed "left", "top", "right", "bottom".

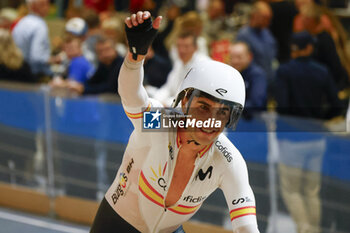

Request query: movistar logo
[{"left": 196, "top": 166, "right": 213, "bottom": 181}]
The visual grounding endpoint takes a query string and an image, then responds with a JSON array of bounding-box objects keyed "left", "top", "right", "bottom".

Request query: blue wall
[{"left": 0, "top": 87, "right": 349, "bottom": 182}]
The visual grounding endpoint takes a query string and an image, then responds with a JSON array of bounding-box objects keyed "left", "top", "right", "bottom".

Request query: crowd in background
[{"left": 0, "top": 0, "right": 350, "bottom": 123}]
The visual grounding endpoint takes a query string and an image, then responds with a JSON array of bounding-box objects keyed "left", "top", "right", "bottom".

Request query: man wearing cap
[
  {"left": 274, "top": 31, "right": 342, "bottom": 119},
  {"left": 65, "top": 17, "right": 98, "bottom": 67},
  {"left": 275, "top": 31, "right": 342, "bottom": 233},
  {"left": 12, "top": 0, "right": 52, "bottom": 77}
]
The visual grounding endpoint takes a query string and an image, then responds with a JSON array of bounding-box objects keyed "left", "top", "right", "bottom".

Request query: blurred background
[{"left": 0, "top": 0, "right": 350, "bottom": 233}]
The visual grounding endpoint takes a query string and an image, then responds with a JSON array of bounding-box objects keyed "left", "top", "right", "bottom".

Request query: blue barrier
[
  {"left": 0, "top": 87, "right": 349, "bottom": 183},
  {"left": 0, "top": 88, "right": 45, "bottom": 131}
]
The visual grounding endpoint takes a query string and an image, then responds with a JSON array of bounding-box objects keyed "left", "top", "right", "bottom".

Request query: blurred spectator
[
  {"left": 0, "top": 29, "right": 36, "bottom": 82},
  {"left": 158, "top": 0, "right": 194, "bottom": 14},
  {"left": 154, "top": 31, "right": 210, "bottom": 106},
  {"left": 0, "top": 8, "right": 18, "bottom": 30},
  {"left": 114, "top": 0, "right": 129, "bottom": 12},
  {"left": 51, "top": 36, "right": 94, "bottom": 88},
  {"left": 82, "top": 9, "right": 103, "bottom": 67},
  {"left": 165, "top": 11, "right": 208, "bottom": 63},
  {"left": 267, "top": 0, "right": 298, "bottom": 63},
  {"left": 278, "top": 137, "right": 325, "bottom": 233},
  {"left": 320, "top": 8, "right": 350, "bottom": 83},
  {"left": 67, "top": 36, "right": 123, "bottom": 95},
  {"left": 299, "top": 3, "right": 349, "bottom": 90},
  {"left": 10, "top": 4, "right": 29, "bottom": 32},
  {"left": 65, "top": 17, "right": 88, "bottom": 37},
  {"left": 143, "top": 46, "right": 172, "bottom": 96},
  {"left": 65, "top": 17, "right": 92, "bottom": 61},
  {"left": 236, "top": 1, "right": 277, "bottom": 81},
  {"left": 84, "top": 0, "right": 113, "bottom": 13},
  {"left": 152, "top": 5, "right": 180, "bottom": 61},
  {"left": 229, "top": 41, "right": 267, "bottom": 118},
  {"left": 202, "top": 0, "right": 235, "bottom": 45},
  {"left": 294, "top": 0, "right": 336, "bottom": 41},
  {"left": 12, "top": 0, "right": 52, "bottom": 77},
  {"left": 275, "top": 31, "right": 342, "bottom": 120},
  {"left": 101, "top": 15, "right": 127, "bottom": 56}
]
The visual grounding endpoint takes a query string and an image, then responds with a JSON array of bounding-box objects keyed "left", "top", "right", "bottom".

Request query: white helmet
[{"left": 172, "top": 60, "right": 246, "bottom": 130}]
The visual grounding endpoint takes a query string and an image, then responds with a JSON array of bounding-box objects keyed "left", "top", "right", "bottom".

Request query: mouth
[{"left": 199, "top": 128, "right": 217, "bottom": 135}]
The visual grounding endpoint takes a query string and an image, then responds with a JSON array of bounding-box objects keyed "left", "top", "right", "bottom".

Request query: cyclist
[{"left": 90, "top": 11, "right": 259, "bottom": 233}]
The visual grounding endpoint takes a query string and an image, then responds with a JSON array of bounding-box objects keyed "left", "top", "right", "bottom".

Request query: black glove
[{"left": 125, "top": 18, "right": 158, "bottom": 60}]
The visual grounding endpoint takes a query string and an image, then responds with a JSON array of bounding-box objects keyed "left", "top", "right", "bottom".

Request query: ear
[{"left": 248, "top": 52, "right": 253, "bottom": 62}]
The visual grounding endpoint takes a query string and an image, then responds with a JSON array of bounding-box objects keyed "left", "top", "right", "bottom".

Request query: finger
[
  {"left": 136, "top": 11, "right": 144, "bottom": 24},
  {"left": 131, "top": 14, "right": 138, "bottom": 26},
  {"left": 153, "top": 16, "right": 163, "bottom": 30},
  {"left": 125, "top": 17, "right": 132, "bottom": 28},
  {"left": 142, "top": 11, "right": 151, "bottom": 20}
]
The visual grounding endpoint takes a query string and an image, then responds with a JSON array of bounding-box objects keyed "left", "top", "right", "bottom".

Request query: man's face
[
  {"left": 176, "top": 36, "right": 197, "bottom": 64},
  {"left": 295, "top": 0, "right": 312, "bottom": 10},
  {"left": 64, "top": 40, "right": 81, "bottom": 59},
  {"left": 96, "top": 41, "right": 117, "bottom": 65},
  {"left": 301, "top": 16, "right": 317, "bottom": 34},
  {"left": 32, "top": 0, "right": 50, "bottom": 18},
  {"left": 251, "top": 10, "right": 272, "bottom": 29},
  {"left": 183, "top": 96, "right": 230, "bottom": 146},
  {"left": 229, "top": 44, "right": 252, "bottom": 72},
  {"left": 208, "top": 0, "right": 225, "bottom": 20}
]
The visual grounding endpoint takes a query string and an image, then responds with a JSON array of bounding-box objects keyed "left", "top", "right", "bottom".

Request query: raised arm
[{"left": 118, "top": 11, "right": 162, "bottom": 111}]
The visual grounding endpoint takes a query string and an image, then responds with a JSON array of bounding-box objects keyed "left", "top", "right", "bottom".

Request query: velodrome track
[{"left": 0, "top": 207, "right": 89, "bottom": 233}]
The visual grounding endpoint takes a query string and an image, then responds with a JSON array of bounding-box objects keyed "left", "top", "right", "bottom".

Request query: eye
[
  {"left": 217, "top": 109, "right": 229, "bottom": 116},
  {"left": 199, "top": 104, "right": 209, "bottom": 111}
]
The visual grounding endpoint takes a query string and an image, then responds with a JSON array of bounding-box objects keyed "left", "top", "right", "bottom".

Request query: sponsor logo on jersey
[
  {"left": 195, "top": 166, "right": 213, "bottom": 181},
  {"left": 139, "top": 171, "right": 201, "bottom": 215},
  {"left": 232, "top": 196, "right": 253, "bottom": 205},
  {"left": 149, "top": 162, "right": 168, "bottom": 191},
  {"left": 111, "top": 158, "right": 134, "bottom": 204},
  {"left": 215, "top": 141, "right": 233, "bottom": 162},
  {"left": 112, "top": 173, "right": 128, "bottom": 204},
  {"left": 183, "top": 195, "right": 207, "bottom": 203},
  {"left": 127, "top": 158, "right": 134, "bottom": 173},
  {"left": 119, "top": 172, "right": 127, "bottom": 188},
  {"left": 168, "top": 142, "right": 174, "bottom": 160}
]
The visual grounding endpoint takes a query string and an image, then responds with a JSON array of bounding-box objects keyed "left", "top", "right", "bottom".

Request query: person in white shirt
[
  {"left": 12, "top": 0, "right": 52, "bottom": 77},
  {"left": 153, "top": 31, "right": 210, "bottom": 106}
]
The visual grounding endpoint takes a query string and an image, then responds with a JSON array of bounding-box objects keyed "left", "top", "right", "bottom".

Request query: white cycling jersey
[{"left": 105, "top": 58, "right": 258, "bottom": 233}]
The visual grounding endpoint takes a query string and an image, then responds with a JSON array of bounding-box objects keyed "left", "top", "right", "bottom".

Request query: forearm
[{"left": 118, "top": 52, "right": 149, "bottom": 108}]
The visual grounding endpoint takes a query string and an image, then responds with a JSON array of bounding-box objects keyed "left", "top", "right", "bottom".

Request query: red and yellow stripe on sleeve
[
  {"left": 230, "top": 206, "right": 256, "bottom": 221},
  {"left": 125, "top": 103, "right": 152, "bottom": 119}
]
